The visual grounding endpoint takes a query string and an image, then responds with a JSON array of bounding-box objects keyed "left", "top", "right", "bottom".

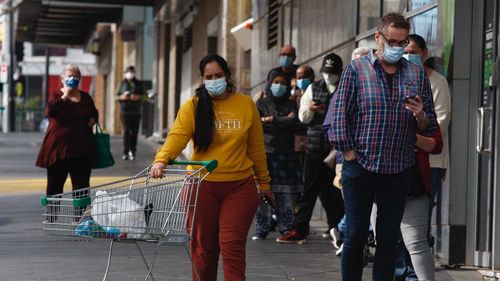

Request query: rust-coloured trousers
[{"left": 189, "top": 176, "right": 259, "bottom": 281}]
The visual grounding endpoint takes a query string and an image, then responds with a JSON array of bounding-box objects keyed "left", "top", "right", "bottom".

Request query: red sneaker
[{"left": 276, "top": 230, "right": 306, "bottom": 244}]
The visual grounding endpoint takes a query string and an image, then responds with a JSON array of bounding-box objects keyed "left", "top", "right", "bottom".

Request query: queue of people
[{"left": 37, "top": 11, "right": 451, "bottom": 281}]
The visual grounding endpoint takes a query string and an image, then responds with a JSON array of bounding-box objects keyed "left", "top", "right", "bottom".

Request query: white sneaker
[
  {"left": 335, "top": 243, "right": 343, "bottom": 256},
  {"left": 128, "top": 151, "right": 136, "bottom": 160},
  {"left": 330, "top": 227, "right": 342, "bottom": 249}
]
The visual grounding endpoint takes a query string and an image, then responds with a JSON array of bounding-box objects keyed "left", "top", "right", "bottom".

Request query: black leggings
[
  {"left": 120, "top": 113, "right": 141, "bottom": 154},
  {"left": 46, "top": 158, "right": 92, "bottom": 196},
  {"left": 46, "top": 158, "right": 92, "bottom": 222}
]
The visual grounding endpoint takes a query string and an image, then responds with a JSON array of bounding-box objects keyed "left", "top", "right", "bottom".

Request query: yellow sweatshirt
[{"left": 154, "top": 92, "right": 271, "bottom": 191}]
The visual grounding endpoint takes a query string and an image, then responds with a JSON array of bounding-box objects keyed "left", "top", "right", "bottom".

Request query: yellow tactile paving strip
[{"left": 0, "top": 177, "right": 128, "bottom": 194}]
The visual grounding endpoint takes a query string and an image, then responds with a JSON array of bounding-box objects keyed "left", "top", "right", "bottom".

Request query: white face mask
[
  {"left": 125, "top": 72, "right": 135, "bottom": 80},
  {"left": 323, "top": 73, "right": 339, "bottom": 86}
]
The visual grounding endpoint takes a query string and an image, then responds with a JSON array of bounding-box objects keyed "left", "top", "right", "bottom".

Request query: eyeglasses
[{"left": 379, "top": 33, "right": 410, "bottom": 48}]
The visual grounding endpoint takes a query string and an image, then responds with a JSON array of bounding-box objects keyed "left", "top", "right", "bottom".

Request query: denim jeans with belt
[{"left": 341, "top": 159, "right": 411, "bottom": 281}]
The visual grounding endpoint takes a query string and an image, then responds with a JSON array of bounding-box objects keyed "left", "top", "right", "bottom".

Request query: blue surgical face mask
[
  {"left": 403, "top": 54, "right": 422, "bottom": 66},
  {"left": 279, "top": 55, "right": 293, "bottom": 68},
  {"left": 297, "top": 78, "right": 311, "bottom": 90},
  {"left": 270, "top": 83, "right": 287, "bottom": 97},
  {"left": 382, "top": 43, "right": 404, "bottom": 64},
  {"left": 65, "top": 76, "right": 80, "bottom": 89},
  {"left": 204, "top": 77, "right": 227, "bottom": 96}
]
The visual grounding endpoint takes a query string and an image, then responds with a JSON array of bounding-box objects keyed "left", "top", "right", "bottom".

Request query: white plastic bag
[{"left": 91, "top": 190, "right": 146, "bottom": 239}]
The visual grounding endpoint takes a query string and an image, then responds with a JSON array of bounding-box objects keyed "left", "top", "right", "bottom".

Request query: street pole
[
  {"left": 7, "top": 0, "right": 15, "bottom": 131},
  {"left": 41, "top": 47, "right": 49, "bottom": 110}
]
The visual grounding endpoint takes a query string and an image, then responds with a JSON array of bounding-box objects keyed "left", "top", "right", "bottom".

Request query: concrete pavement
[{"left": 0, "top": 132, "right": 486, "bottom": 280}]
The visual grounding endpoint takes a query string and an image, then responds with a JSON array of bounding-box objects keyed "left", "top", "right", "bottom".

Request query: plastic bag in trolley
[{"left": 91, "top": 190, "right": 146, "bottom": 239}]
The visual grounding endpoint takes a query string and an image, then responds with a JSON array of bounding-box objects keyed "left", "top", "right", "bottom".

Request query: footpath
[{"left": 0, "top": 132, "right": 485, "bottom": 280}]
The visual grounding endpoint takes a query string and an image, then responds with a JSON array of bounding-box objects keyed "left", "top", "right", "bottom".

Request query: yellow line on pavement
[{"left": 0, "top": 177, "right": 128, "bottom": 195}]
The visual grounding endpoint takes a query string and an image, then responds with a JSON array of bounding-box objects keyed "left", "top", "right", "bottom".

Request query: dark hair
[
  {"left": 193, "top": 54, "right": 235, "bottom": 152},
  {"left": 266, "top": 70, "right": 291, "bottom": 99},
  {"left": 377, "top": 13, "right": 411, "bottom": 33},
  {"left": 125, "top": 65, "right": 135, "bottom": 73},
  {"left": 299, "top": 65, "right": 315, "bottom": 80},
  {"left": 408, "top": 34, "right": 427, "bottom": 50}
]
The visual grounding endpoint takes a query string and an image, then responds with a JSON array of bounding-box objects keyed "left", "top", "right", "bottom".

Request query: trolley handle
[{"left": 168, "top": 160, "right": 218, "bottom": 173}]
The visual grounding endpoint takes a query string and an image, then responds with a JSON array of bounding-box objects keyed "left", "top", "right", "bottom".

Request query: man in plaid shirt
[{"left": 329, "top": 13, "right": 437, "bottom": 281}]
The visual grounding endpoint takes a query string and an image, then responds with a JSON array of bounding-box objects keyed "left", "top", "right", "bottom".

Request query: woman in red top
[{"left": 36, "top": 64, "right": 98, "bottom": 221}]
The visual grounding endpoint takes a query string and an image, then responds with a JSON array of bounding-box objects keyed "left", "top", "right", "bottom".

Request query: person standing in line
[
  {"left": 116, "top": 65, "right": 146, "bottom": 161},
  {"left": 252, "top": 71, "right": 300, "bottom": 240},
  {"left": 267, "top": 44, "right": 300, "bottom": 85},
  {"left": 276, "top": 53, "right": 345, "bottom": 244},
  {"left": 404, "top": 33, "right": 452, "bottom": 225},
  {"left": 330, "top": 13, "right": 437, "bottom": 281},
  {"left": 391, "top": 33, "right": 452, "bottom": 281},
  {"left": 292, "top": 65, "right": 316, "bottom": 197},
  {"left": 36, "top": 64, "right": 98, "bottom": 222},
  {"left": 150, "top": 54, "right": 272, "bottom": 281}
]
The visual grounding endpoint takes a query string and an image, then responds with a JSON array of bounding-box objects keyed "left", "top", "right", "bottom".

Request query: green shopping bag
[{"left": 92, "top": 123, "right": 115, "bottom": 169}]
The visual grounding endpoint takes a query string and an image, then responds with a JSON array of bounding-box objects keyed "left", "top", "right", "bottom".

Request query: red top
[
  {"left": 36, "top": 90, "right": 98, "bottom": 168},
  {"left": 415, "top": 124, "right": 443, "bottom": 193}
]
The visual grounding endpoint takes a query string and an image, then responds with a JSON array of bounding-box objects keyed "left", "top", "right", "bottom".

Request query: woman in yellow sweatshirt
[{"left": 150, "top": 54, "right": 272, "bottom": 281}]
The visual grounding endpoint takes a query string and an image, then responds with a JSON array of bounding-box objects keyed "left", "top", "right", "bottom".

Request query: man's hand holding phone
[{"left": 404, "top": 95, "right": 424, "bottom": 119}]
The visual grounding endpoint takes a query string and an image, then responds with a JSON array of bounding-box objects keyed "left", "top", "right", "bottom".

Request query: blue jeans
[
  {"left": 341, "top": 159, "right": 411, "bottom": 281},
  {"left": 394, "top": 234, "right": 418, "bottom": 281},
  {"left": 255, "top": 192, "right": 300, "bottom": 236}
]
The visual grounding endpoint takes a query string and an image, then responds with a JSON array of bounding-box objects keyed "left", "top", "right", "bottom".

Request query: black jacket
[{"left": 256, "top": 95, "right": 298, "bottom": 154}]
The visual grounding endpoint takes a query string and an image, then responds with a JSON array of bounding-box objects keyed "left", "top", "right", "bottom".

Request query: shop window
[
  {"left": 32, "top": 45, "right": 66, "bottom": 57},
  {"left": 359, "top": 0, "right": 381, "bottom": 33},
  {"left": 409, "top": 0, "right": 434, "bottom": 10},
  {"left": 267, "top": 0, "right": 280, "bottom": 49},
  {"left": 409, "top": 8, "right": 443, "bottom": 72},
  {"left": 383, "top": 0, "right": 405, "bottom": 14}
]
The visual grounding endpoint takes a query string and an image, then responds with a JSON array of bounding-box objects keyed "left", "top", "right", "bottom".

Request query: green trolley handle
[{"left": 168, "top": 159, "right": 218, "bottom": 173}]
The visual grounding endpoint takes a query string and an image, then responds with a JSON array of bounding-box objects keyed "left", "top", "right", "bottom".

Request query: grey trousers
[{"left": 400, "top": 194, "right": 435, "bottom": 281}]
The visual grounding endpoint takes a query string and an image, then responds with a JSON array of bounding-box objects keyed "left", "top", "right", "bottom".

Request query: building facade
[
  {"left": 250, "top": 0, "right": 500, "bottom": 275},
  {"left": 11, "top": 0, "right": 500, "bottom": 275}
]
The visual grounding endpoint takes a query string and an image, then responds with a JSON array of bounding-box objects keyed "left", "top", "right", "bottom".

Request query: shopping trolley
[{"left": 40, "top": 160, "right": 218, "bottom": 281}]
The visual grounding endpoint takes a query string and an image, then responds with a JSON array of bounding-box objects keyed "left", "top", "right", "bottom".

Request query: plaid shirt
[{"left": 330, "top": 51, "right": 437, "bottom": 174}]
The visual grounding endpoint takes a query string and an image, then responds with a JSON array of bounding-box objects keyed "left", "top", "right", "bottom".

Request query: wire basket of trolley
[{"left": 40, "top": 160, "right": 218, "bottom": 281}]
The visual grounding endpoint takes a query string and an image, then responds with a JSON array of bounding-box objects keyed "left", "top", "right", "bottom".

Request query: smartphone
[
  {"left": 404, "top": 95, "right": 417, "bottom": 104},
  {"left": 312, "top": 97, "right": 323, "bottom": 105}
]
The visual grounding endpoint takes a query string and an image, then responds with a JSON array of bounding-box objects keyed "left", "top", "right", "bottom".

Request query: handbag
[{"left": 92, "top": 123, "right": 115, "bottom": 169}]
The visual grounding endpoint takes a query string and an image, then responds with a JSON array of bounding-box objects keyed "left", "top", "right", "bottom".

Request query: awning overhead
[{"left": 16, "top": 0, "right": 153, "bottom": 47}]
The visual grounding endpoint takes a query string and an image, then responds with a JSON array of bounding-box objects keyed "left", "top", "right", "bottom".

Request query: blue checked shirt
[{"left": 330, "top": 51, "right": 437, "bottom": 174}]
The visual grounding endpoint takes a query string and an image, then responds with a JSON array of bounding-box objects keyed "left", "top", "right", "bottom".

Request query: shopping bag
[
  {"left": 91, "top": 190, "right": 146, "bottom": 239},
  {"left": 92, "top": 123, "right": 115, "bottom": 169}
]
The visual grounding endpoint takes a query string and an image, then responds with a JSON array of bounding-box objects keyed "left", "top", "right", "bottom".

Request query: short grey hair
[
  {"left": 61, "top": 64, "right": 81, "bottom": 78},
  {"left": 351, "top": 47, "right": 371, "bottom": 61}
]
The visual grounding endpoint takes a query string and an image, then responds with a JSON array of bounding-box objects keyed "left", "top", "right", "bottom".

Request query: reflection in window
[
  {"left": 358, "top": 37, "right": 378, "bottom": 50},
  {"left": 359, "top": 0, "right": 381, "bottom": 33},
  {"left": 383, "top": 0, "right": 405, "bottom": 14},
  {"left": 409, "top": 8, "right": 443, "bottom": 73},
  {"left": 409, "top": 0, "right": 434, "bottom": 10}
]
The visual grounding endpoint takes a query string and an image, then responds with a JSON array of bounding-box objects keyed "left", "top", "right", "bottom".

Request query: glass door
[{"left": 474, "top": 0, "right": 497, "bottom": 268}]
